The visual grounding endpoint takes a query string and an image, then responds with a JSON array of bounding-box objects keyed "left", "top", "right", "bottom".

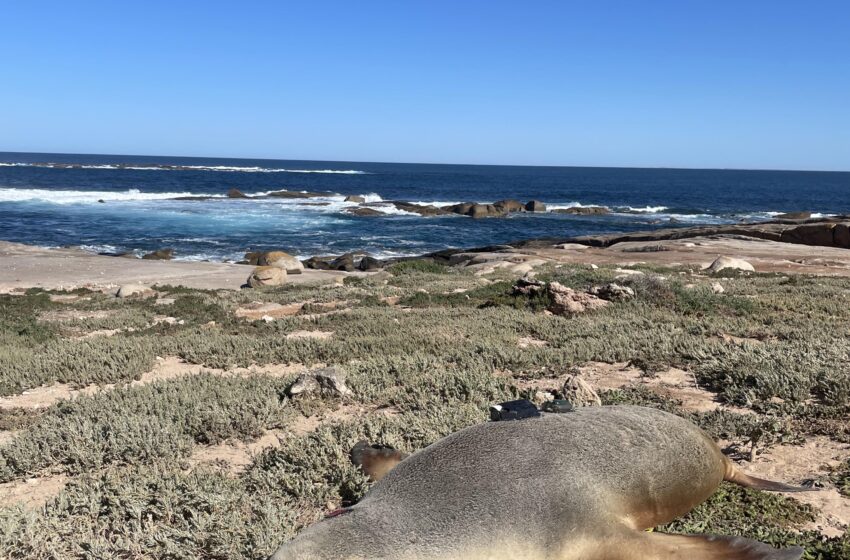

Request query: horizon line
[{"left": 0, "top": 149, "right": 848, "bottom": 174}]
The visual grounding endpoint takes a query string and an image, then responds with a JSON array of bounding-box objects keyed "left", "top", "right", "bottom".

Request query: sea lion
[{"left": 269, "top": 405, "right": 809, "bottom": 560}]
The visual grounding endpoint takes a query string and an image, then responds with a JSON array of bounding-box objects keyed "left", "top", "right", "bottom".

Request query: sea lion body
[{"left": 270, "top": 406, "right": 802, "bottom": 560}]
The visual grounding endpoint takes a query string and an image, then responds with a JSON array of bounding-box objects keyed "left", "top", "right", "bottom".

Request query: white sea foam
[
  {"left": 0, "top": 188, "right": 223, "bottom": 204},
  {"left": 0, "top": 161, "right": 368, "bottom": 174},
  {"left": 619, "top": 205, "right": 669, "bottom": 213}
]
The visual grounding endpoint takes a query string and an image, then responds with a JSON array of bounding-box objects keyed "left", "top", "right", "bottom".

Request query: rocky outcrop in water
[
  {"left": 141, "top": 248, "right": 174, "bottom": 260},
  {"left": 553, "top": 206, "right": 610, "bottom": 215}
]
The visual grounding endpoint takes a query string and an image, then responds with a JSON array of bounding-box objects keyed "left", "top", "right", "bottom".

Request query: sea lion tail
[{"left": 723, "top": 456, "right": 814, "bottom": 493}]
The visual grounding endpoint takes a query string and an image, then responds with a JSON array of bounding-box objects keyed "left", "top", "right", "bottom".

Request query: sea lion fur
[{"left": 270, "top": 405, "right": 808, "bottom": 560}]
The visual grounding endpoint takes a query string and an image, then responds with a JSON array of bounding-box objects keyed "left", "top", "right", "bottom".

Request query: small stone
[{"left": 711, "top": 282, "right": 725, "bottom": 294}]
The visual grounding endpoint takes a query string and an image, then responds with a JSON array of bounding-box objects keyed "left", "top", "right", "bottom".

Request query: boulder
[
  {"left": 553, "top": 206, "right": 610, "bottom": 215},
  {"left": 358, "top": 256, "right": 383, "bottom": 271},
  {"left": 711, "top": 282, "right": 725, "bottom": 294},
  {"left": 331, "top": 253, "right": 356, "bottom": 272},
  {"left": 468, "top": 204, "right": 506, "bottom": 218},
  {"left": 288, "top": 366, "right": 352, "bottom": 397},
  {"left": 141, "top": 248, "right": 174, "bottom": 260},
  {"left": 115, "top": 284, "right": 156, "bottom": 298},
  {"left": 227, "top": 188, "right": 249, "bottom": 198},
  {"left": 707, "top": 256, "right": 755, "bottom": 274},
  {"left": 833, "top": 223, "right": 850, "bottom": 248},
  {"left": 588, "top": 283, "right": 635, "bottom": 301},
  {"left": 344, "top": 195, "right": 366, "bottom": 203},
  {"left": 263, "top": 251, "right": 304, "bottom": 274},
  {"left": 525, "top": 200, "right": 547, "bottom": 212},
  {"left": 345, "top": 207, "right": 384, "bottom": 217},
  {"left": 303, "top": 256, "right": 333, "bottom": 270},
  {"left": 547, "top": 282, "right": 609, "bottom": 315},
  {"left": 780, "top": 223, "right": 836, "bottom": 246},
  {"left": 493, "top": 199, "right": 525, "bottom": 213},
  {"left": 446, "top": 203, "right": 474, "bottom": 216},
  {"left": 247, "top": 266, "right": 286, "bottom": 288}
]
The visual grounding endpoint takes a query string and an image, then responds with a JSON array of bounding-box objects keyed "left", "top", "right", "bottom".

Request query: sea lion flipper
[
  {"left": 350, "top": 441, "right": 408, "bottom": 482},
  {"left": 723, "top": 457, "right": 816, "bottom": 493},
  {"left": 619, "top": 532, "right": 803, "bottom": 560}
]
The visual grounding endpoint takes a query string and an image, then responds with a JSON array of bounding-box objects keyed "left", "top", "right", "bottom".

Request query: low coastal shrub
[{"left": 1, "top": 265, "right": 849, "bottom": 558}]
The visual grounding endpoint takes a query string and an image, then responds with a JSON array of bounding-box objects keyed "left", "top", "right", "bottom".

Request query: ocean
[{"left": 1, "top": 152, "right": 848, "bottom": 261}]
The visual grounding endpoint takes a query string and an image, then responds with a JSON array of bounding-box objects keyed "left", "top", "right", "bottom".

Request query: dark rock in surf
[
  {"left": 493, "top": 199, "right": 525, "bottom": 213},
  {"left": 227, "top": 188, "right": 249, "bottom": 198},
  {"left": 141, "top": 248, "right": 174, "bottom": 260},
  {"left": 345, "top": 207, "right": 384, "bottom": 217},
  {"left": 345, "top": 195, "right": 366, "bottom": 203},
  {"left": 525, "top": 200, "right": 547, "bottom": 212},
  {"left": 553, "top": 206, "right": 609, "bottom": 215}
]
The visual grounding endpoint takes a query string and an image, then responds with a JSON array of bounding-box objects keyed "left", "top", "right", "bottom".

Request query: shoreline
[{"left": 4, "top": 216, "right": 850, "bottom": 292}]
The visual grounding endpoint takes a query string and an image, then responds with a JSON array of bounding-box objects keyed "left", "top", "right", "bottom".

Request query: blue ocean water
[{"left": 1, "top": 152, "right": 849, "bottom": 261}]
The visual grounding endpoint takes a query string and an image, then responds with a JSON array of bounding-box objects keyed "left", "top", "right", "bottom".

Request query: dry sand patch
[
  {"left": 0, "top": 357, "right": 309, "bottom": 410},
  {"left": 0, "top": 473, "right": 68, "bottom": 510},
  {"left": 744, "top": 437, "right": 850, "bottom": 537},
  {"left": 286, "top": 330, "right": 334, "bottom": 340},
  {"left": 189, "top": 430, "right": 285, "bottom": 474},
  {"left": 517, "top": 336, "right": 548, "bottom": 349}
]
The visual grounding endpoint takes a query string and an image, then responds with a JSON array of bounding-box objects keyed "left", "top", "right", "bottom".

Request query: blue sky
[{"left": 1, "top": 1, "right": 848, "bottom": 170}]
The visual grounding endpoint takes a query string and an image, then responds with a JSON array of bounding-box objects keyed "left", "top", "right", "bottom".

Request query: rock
[
  {"left": 358, "top": 256, "right": 383, "bottom": 271},
  {"left": 780, "top": 223, "right": 836, "bottom": 246},
  {"left": 590, "top": 264, "right": 598, "bottom": 269},
  {"left": 468, "top": 204, "right": 506, "bottom": 218},
  {"left": 547, "top": 282, "right": 609, "bottom": 315},
  {"left": 553, "top": 206, "right": 610, "bottom": 215},
  {"left": 513, "top": 277, "right": 546, "bottom": 295},
  {"left": 833, "top": 224, "right": 850, "bottom": 248},
  {"left": 97, "top": 199, "right": 105, "bottom": 203},
  {"left": 446, "top": 203, "right": 474, "bottom": 216},
  {"left": 562, "top": 373, "right": 602, "bottom": 407},
  {"left": 227, "top": 188, "right": 249, "bottom": 198},
  {"left": 525, "top": 200, "right": 547, "bottom": 212},
  {"left": 707, "top": 256, "right": 755, "bottom": 274},
  {"left": 493, "top": 199, "right": 525, "bottom": 213},
  {"left": 711, "top": 282, "right": 725, "bottom": 294},
  {"left": 304, "top": 256, "right": 332, "bottom": 270},
  {"left": 288, "top": 367, "right": 352, "bottom": 397},
  {"left": 262, "top": 251, "right": 304, "bottom": 274},
  {"left": 247, "top": 266, "right": 286, "bottom": 288},
  {"left": 331, "top": 253, "right": 356, "bottom": 272},
  {"left": 389, "top": 201, "right": 449, "bottom": 216},
  {"left": 141, "top": 248, "right": 174, "bottom": 260},
  {"left": 588, "top": 283, "right": 635, "bottom": 301},
  {"left": 116, "top": 284, "right": 156, "bottom": 298},
  {"left": 776, "top": 211, "right": 811, "bottom": 220},
  {"left": 345, "top": 207, "right": 384, "bottom": 217},
  {"left": 344, "top": 195, "right": 366, "bottom": 203}
]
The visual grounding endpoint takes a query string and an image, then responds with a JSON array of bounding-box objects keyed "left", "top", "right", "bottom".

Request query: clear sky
[{"left": 1, "top": 1, "right": 848, "bottom": 170}]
